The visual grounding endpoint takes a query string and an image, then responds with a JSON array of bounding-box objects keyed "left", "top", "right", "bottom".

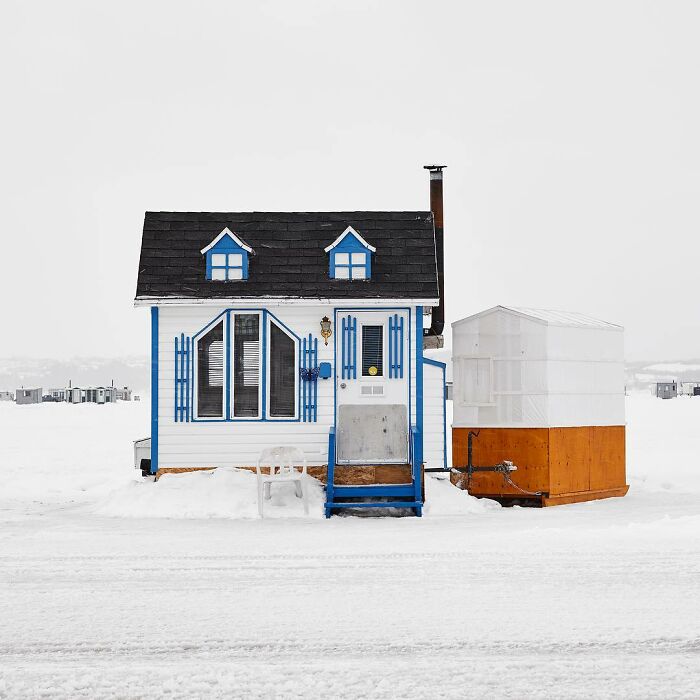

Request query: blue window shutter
[
  {"left": 388, "top": 316, "right": 393, "bottom": 378},
  {"left": 174, "top": 333, "right": 192, "bottom": 422},
  {"left": 301, "top": 334, "right": 319, "bottom": 422},
  {"left": 342, "top": 315, "right": 357, "bottom": 379},
  {"left": 388, "top": 314, "right": 404, "bottom": 379},
  {"left": 174, "top": 335, "right": 179, "bottom": 421}
]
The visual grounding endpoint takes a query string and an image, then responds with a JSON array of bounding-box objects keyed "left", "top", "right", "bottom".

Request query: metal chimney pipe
[{"left": 423, "top": 165, "right": 446, "bottom": 340}]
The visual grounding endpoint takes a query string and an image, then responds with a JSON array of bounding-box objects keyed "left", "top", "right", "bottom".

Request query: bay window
[{"left": 193, "top": 310, "right": 297, "bottom": 420}]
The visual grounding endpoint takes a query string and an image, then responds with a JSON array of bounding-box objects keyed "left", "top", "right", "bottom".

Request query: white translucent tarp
[{"left": 452, "top": 306, "right": 625, "bottom": 428}]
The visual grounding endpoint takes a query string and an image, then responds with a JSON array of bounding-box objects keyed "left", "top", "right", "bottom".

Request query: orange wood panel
[
  {"left": 589, "top": 426, "right": 626, "bottom": 491},
  {"left": 452, "top": 428, "right": 550, "bottom": 496},
  {"left": 549, "top": 427, "right": 591, "bottom": 496}
]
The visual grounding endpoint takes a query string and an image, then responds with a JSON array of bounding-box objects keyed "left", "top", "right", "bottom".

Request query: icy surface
[{"left": 0, "top": 396, "right": 699, "bottom": 698}]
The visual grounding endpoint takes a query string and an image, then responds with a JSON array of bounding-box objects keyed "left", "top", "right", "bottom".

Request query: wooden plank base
[
  {"left": 542, "top": 485, "right": 629, "bottom": 506},
  {"left": 155, "top": 464, "right": 413, "bottom": 485}
]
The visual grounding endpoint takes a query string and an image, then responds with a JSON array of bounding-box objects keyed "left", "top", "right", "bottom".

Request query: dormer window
[
  {"left": 324, "top": 226, "right": 376, "bottom": 281},
  {"left": 211, "top": 253, "right": 244, "bottom": 280},
  {"left": 201, "top": 228, "right": 253, "bottom": 281},
  {"left": 334, "top": 252, "right": 367, "bottom": 279}
]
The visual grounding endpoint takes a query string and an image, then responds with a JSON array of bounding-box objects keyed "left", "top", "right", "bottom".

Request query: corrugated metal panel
[
  {"left": 454, "top": 306, "right": 622, "bottom": 330},
  {"left": 499, "top": 306, "right": 621, "bottom": 329}
]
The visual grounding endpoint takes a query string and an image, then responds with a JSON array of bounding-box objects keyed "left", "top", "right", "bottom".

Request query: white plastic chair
[{"left": 256, "top": 446, "right": 309, "bottom": 517}]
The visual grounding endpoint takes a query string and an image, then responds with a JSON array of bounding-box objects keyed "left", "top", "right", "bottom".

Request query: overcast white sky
[{"left": 1, "top": 1, "right": 698, "bottom": 361}]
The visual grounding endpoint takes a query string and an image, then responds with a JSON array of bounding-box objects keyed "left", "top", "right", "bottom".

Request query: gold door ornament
[{"left": 320, "top": 316, "right": 332, "bottom": 346}]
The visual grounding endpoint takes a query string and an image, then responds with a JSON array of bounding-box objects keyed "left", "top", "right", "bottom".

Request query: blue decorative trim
[
  {"left": 185, "top": 335, "right": 190, "bottom": 421},
  {"left": 150, "top": 307, "right": 159, "bottom": 475},
  {"left": 422, "top": 358, "right": 446, "bottom": 368},
  {"left": 174, "top": 334, "right": 179, "bottom": 423},
  {"left": 301, "top": 334, "right": 320, "bottom": 422},
  {"left": 341, "top": 314, "right": 357, "bottom": 379},
  {"left": 174, "top": 332, "right": 190, "bottom": 423},
  {"left": 388, "top": 313, "right": 405, "bottom": 379}
]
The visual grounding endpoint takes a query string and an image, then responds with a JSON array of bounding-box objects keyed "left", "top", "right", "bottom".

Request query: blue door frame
[{"left": 325, "top": 305, "right": 424, "bottom": 516}]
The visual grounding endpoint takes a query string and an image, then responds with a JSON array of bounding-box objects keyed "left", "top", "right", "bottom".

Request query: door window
[{"left": 361, "top": 325, "right": 384, "bottom": 377}]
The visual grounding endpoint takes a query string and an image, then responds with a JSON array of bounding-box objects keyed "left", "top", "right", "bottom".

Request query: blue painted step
[
  {"left": 325, "top": 483, "right": 423, "bottom": 517},
  {"left": 324, "top": 500, "right": 423, "bottom": 516}
]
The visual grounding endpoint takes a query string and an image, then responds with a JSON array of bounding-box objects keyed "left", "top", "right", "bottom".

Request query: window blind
[
  {"left": 269, "top": 322, "right": 295, "bottom": 417},
  {"left": 233, "top": 314, "right": 260, "bottom": 417},
  {"left": 361, "top": 325, "right": 384, "bottom": 377},
  {"left": 197, "top": 322, "right": 224, "bottom": 417}
]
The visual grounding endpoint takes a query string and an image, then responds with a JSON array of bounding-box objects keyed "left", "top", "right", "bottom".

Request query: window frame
[
  {"left": 211, "top": 253, "right": 245, "bottom": 281},
  {"left": 454, "top": 356, "right": 495, "bottom": 407},
  {"left": 192, "top": 316, "right": 228, "bottom": 421},
  {"left": 229, "top": 311, "right": 263, "bottom": 420},
  {"left": 265, "top": 314, "right": 300, "bottom": 421},
  {"left": 360, "top": 323, "right": 385, "bottom": 378},
  {"left": 191, "top": 310, "right": 300, "bottom": 422},
  {"left": 332, "top": 250, "right": 369, "bottom": 280}
]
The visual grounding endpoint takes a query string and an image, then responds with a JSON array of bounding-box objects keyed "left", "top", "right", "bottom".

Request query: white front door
[{"left": 335, "top": 310, "right": 410, "bottom": 464}]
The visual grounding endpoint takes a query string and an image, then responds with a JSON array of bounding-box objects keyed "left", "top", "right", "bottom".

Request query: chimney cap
[{"left": 423, "top": 164, "right": 447, "bottom": 172}]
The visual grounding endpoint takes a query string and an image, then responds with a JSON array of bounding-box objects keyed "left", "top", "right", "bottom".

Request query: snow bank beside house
[
  {"left": 93, "top": 467, "right": 327, "bottom": 519},
  {"left": 94, "top": 468, "right": 497, "bottom": 519},
  {"left": 423, "top": 473, "right": 501, "bottom": 515}
]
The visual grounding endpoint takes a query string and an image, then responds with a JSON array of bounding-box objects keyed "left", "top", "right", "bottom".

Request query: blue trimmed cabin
[{"left": 134, "top": 167, "right": 448, "bottom": 516}]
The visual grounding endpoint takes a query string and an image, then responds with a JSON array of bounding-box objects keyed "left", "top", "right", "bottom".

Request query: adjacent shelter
[
  {"left": 451, "top": 306, "right": 628, "bottom": 506},
  {"left": 15, "top": 388, "right": 42, "bottom": 405}
]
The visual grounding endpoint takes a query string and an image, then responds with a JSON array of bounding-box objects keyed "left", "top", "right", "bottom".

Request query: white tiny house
[{"left": 134, "top": 168, "right": 448, "bottom": 516}]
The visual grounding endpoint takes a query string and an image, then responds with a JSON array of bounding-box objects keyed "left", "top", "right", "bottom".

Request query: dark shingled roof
[{"left": 136, "top": 211, "right": 439, "bottom": 301}]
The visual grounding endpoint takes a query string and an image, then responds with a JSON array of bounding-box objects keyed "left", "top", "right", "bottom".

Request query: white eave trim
[
  {"left": 135, "top": 296, "right": 439, "bottom": 308},
  {"left": 200, "top": 227, "right": 254, "bottom": 255},
  {"left": 323, "top": 226, "right": 377, "bottom": 253}
]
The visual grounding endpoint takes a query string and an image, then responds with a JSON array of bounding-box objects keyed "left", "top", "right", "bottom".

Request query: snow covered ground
[{"left": 0, "top": 396, "right": 699, "bottom": 698}]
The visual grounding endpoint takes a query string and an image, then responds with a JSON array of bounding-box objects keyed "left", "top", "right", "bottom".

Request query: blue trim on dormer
[
  {"left": 328, "top": 233, "right": 373, "bottom": 280},
  {"left": 204, "top": 236, "right": 250, "bottom": 281}
]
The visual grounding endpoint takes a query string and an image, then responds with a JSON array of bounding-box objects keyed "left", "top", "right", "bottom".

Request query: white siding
[
  {"left": 423, "top": 362, "right": 446, "bottom": 469},
  {"left": 156, "top": 303, "right": 422, "bottom": 469}
]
